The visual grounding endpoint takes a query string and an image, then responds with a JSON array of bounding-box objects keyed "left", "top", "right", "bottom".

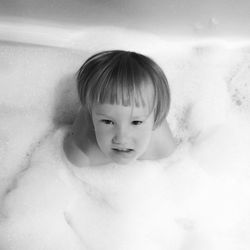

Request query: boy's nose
[{"left": 112, "top": 127, "right": 129, "bottom": 145}]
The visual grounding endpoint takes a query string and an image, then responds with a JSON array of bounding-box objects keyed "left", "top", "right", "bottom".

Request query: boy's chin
[
  {"left": 114, "top": 159, "right": 137, "bottom": 165},
  {"left": 103, "top": 149, "right": 145, "bottom": 165},
  {"left": 109, "top": 154, "right": 138, "bottom": 165}
]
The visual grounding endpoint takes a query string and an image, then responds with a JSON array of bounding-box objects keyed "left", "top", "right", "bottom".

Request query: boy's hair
[{"left": 77, "top": 50, "right": 170, "bottom": 128}]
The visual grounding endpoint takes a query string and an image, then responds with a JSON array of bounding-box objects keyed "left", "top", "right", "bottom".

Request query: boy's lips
[
  {"left": 110, "top": 147, "right": 136, "bottom": 162},
  {"left": 112, "top": 147, "right": 134, "bottom": 153}
]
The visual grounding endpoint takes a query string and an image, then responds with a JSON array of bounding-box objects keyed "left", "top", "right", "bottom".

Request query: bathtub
[{"left": 0, "top": 20, "right": 250, "bottom": 250}]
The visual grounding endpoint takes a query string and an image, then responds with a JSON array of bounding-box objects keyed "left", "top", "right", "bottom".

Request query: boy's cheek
[
  {"left": 94, "top": 126, "right": 107, "bottom": 136},
  {"left": 136, "top": 127, "right": 153, "bottom": 137},
  {"left": 95, "top": 131, "right": 110, "bottom": 144}
]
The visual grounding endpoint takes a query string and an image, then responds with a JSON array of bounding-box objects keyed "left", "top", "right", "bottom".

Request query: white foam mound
[{"left": 0, "top": 115, "right": 250, "bottom": 250}]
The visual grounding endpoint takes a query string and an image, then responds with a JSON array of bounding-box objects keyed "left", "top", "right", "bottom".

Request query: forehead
[{"left": 92, "top": 102, "right": 152, "bottom": 118}]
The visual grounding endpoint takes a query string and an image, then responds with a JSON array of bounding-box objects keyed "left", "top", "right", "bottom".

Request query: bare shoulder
[
  {"left": 63, "top": 130, "right": 90, "bottom": 167},
  {"left": 141, "top": 120, "right": 177, "bottom": 160}
]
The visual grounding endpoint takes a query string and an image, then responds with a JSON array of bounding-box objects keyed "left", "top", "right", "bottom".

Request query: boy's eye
[
  {"left": 132, "top": 120, "right": 143, "bottom": 126},
  {"left": 101, "top": 119, "right": 114, "bottom": 125}
]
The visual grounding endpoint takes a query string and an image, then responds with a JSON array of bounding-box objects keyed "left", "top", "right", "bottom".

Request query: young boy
[{"left": 64, "top": 50, "right": 176, "bottom": 166}]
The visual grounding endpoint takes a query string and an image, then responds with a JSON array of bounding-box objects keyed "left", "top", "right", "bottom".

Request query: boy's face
[{"left": 91, "top": 101, "right": 155, "bottom": 165}]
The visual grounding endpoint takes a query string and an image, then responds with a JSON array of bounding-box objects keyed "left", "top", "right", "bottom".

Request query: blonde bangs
[{"left": 87, "top": 56, "right": 157, "bottom": 110}]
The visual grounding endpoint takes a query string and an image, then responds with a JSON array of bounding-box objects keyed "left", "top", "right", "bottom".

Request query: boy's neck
[{"left": 65, "top": 132, "right": 111, "bottom": 167}]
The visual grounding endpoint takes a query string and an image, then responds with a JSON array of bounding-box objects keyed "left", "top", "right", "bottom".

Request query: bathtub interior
[{"left": 0, "top": 30, "right": 250, "bottom": 250}]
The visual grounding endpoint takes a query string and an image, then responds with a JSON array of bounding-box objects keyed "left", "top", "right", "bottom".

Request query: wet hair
[{"left": 76, "top": 50, "right": 170, "bottom": 128}]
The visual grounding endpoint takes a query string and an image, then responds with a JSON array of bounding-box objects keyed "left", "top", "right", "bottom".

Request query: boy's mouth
[{"left": 112, "top": 148, "right": 134, "bottom": 153}]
